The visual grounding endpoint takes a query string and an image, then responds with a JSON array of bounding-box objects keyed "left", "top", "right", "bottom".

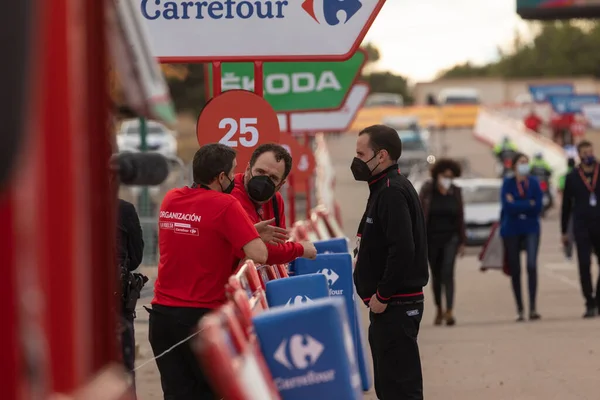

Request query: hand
[
  {"left": 561, "top": 234, "right": 569, "bottom": 246},
  {"left": 506, "top": 193, "right": 514, "bottom": 203},
  {"left": 369, "top": 296, "right": 387, "bottom": 314},
  {"left": 255, "top": 218, "right": 290, "bottom": 245},
  {"left": 300, "top": 241, "right": 317, "bottom": 260},
  {"left": 458, "top": 244, "right": 465, "bottom": 257}
]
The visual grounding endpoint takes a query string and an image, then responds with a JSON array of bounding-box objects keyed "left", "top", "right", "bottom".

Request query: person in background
[
  {"left": 117, "top": 198, "right": 146, "bottom": 394},
  {"left": 418, "top": 158, "right": 466, "bottom": 326},
  {"left": 493, "top": 137, "right": 518, "bottom": 159},
  {"left": 352, "top": 125, "right": 429, "bottom": 400},
  {"left": 530, "top": 153, "right": 552, "bottom": 180},
  {"left": 524, "top": 107, "right": 543, "bottom": 133},
  {"left": 559, "top": 158, "right": 576, "bottom": 260},
  {"left": 148, "top": 144, "right": 268, "bottom": 399},
  {"left": 561, "top": 140, "right": 600, "bottom": 318},
  {"left": 500, "top": 152, "right": 543, "bottom": 322},
  {"left": 231, "top": 143, "right": 317, "bottom": 264}
]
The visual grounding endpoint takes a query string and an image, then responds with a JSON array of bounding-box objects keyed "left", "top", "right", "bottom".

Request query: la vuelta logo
[{"left": 302, "top": 0, "right": 363, "bottom": 25}]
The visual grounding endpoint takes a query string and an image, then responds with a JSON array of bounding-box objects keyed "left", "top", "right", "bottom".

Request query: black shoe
[
  {"left": 529, "top": 311, "right": 541, "bottom": 321},
  {"left": 583, "top": 307, "right": 597, "bottom": 318},
  {"left": 516, "top": 312, "right": 525, "bottom": 322}
]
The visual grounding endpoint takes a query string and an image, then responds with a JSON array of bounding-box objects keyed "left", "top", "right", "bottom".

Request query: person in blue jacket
[{"left": 500, "top": 152, "right": 544, "bottom": 322}]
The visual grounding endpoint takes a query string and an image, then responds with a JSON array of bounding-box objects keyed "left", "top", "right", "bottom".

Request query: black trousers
[
  {"left": 428, "top": 235, "right": 459, "bottom": 310},
  {"left": 121, "top": 313, "right": 136, "bottom": 371},
  {"left": 368, "top": 302, "right": 424, "bottom": 400},
  {"left": 574, "top": 226, "right": 600, "bottom": 309},
  {"left": 147, "top": 305, "right": 216, "bottom": 400}
]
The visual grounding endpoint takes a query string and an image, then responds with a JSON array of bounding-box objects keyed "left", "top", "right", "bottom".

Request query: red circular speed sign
[{"left": 196, "top": 90, "right": 280, "bottom": 170}]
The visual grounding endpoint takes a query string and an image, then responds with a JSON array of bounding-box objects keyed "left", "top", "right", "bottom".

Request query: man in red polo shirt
[
  {"left": 148, "top": 144, "right": 268, "bottom": 400},
  {"left": 524, "top": 108, "right": 543, "bottom": 133},
  {"left": 232, "top": 143, "right": 317, "bottom": 264}
]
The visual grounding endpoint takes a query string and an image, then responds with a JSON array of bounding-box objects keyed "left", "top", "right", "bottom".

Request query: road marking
[
  {"left": 544, "top": 262, "right": 575, "bottom": 271},
  {"left": 543, "top": 268, "right": 579, "bottom": 288}
]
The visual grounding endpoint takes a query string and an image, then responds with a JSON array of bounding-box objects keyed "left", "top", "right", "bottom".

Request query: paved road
[
  {"left": 134, "top": 129, "right": 600, "bottom": 399},
  {"left": 329, "top": 130, "right": 600, "bottom": 400}
]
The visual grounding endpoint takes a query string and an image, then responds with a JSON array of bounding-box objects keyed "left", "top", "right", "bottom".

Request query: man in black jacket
[
  {"left": 561, "top": 140, "right": 600, "bottom": 318},
  {"left": 117, "top": 198, "right": 145, "bottom": 386},
  {"left": 351, "top": 124, "right": 429, "bottom": 400}
]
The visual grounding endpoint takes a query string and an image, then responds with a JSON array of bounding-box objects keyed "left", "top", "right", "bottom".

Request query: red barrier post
[
  {"left": 212, "top": 62, "right": 222, "bottom": 97},
  {"left": 254, "top": 61, "right": 264, "bottom": 97}
]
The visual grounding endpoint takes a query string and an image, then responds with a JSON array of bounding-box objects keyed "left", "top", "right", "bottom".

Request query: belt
[{"left": 388, "top": 299, "right": 424, "bottom": 306}]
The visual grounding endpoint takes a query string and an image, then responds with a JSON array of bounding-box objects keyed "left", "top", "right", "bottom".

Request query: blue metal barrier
[
  {"left": 313, "top": 237, "right": 349, "bottom": 254},
  {"left": 265, "top": 274, "right": 329, "bottom": 308},
  {"left": 293, "top": 253, "right": 372, "bottom": 391},
  {"left": 253, "top": 297, "right": 362, "bottom": 400}
]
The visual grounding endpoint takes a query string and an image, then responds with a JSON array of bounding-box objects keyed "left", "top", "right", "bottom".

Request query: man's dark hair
[
  {"left": 192, "top": 144, "right": 236, "bottom": 184},
  {"left": 249, "top": 143, "right": 293, "bottom": 180},
  {"left": 567, "top": 157, "right": 576, "bottom": 168},
  {"left": 577, "top": 140, "right": 592, "bottom": 153},
  {"left": 430, "top": 158, "right": 462, "bottom": 180},
  {"left": 358, "top": 125, "right": 402, "bottom": 161}
]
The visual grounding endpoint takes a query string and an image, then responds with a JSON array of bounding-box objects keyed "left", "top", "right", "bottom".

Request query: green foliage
[
  {"left": 166, "top": 64, "right": 206, "bottom": 115},
  {"left": 439, "top": 21, "right": 600, "bottom": 79},
  {"left": 362, "top": 42, "right": 381, "bottom": 65},
  {"left": 359, "top": 43, "right": 413, "bottom": 104}
]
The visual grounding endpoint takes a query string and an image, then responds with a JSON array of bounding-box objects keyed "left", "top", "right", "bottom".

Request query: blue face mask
[{"left": 517, "top": 164, "right": 531, "bottom": 176}]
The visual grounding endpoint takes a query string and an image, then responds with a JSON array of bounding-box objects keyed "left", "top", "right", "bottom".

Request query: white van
[{"left": 437, "top": 88, "right": 480, "bottom": 105}]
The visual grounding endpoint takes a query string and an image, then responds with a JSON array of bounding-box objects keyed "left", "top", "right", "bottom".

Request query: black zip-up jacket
[
  {"left": 561, "top": 164, "right": 600, "bottom": 234},
  {"left": 117, "top": 199, "right": 144, "bottom": 271},
  {"left": 353, "top": 165, "right": 429, "bottom": 305}
]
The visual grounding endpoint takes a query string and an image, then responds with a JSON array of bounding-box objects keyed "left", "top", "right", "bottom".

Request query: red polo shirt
[
  {"left": 524, "top": 113, "right": 542, "bottom": 133},
  {"left": 152, "top": 186, "right": 259, "bottom": 309},
  {"left": 231, "top": 173, "right": 304, "bottom": 264}
]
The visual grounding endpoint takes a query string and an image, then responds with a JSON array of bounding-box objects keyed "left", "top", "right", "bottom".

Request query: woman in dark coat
[{"left": 419, "top": 158, "right": 466, "bottom": 326}]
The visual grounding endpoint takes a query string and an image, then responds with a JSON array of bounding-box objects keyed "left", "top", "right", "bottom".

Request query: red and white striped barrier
[{"left": 195, "top": 299, "right": 281, "bottom": 400}]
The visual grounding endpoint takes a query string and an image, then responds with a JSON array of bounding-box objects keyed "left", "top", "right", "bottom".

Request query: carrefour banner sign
[{"left": 547, "top": 94, "right": 600, "bottom": 115}]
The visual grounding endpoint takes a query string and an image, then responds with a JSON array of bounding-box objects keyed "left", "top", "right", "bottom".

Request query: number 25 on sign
[{"left": 197, "top": 90, "right": 280, "bottom": 168}]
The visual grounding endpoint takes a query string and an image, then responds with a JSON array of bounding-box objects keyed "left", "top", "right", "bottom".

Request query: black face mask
[
  {"left": 220, "top": 175, "right": 235, "bottom": 194},
  {"left": 350, "top": 154, "right": 379, "bottom": 182},
  {"left": 247, "top": 174, "right": 276, "bottom": 202}
]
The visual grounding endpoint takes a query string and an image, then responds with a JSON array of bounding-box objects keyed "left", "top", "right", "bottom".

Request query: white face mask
[{"left": 439, "top": 177, "right": 452, "bottom": 190}]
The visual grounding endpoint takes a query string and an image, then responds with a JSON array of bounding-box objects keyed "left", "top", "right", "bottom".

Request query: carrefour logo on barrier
[
  {"left": 318, "top": 268, "right": 343, "bottom": 295},
  {"left": 140, "top": 0, "right": 363, "bottom": 24},
  {"left": 273, "top": 334, "right": 336, "bottom": 390},
  {"left": 285, "top": 295, "right": 315, "bottom": 307}
]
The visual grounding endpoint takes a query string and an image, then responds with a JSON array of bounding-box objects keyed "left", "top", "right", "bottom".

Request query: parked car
[
  {"left": 458, "top": 178, "right": 502, "bottom": 246},
  {"left": 117, "top": 119, "right": 177, "bottom": 157},
  {"left": 364, "top": 93, "right": 404, "bottom": 107},
  {"left": 413, "top": 177, "right": 502, "bottom": 246},
  {"left": 383, "top": 116, "right": 434, "bottom": 176},
  {"left": 437, "top": 88, "right": 480, "bottom": 105}
]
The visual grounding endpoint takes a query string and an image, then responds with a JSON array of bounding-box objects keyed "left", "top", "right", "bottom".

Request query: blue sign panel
[
  {"left": 528, "top": 84, "right": 574, "bottom": 102},
  {"left": 265, "top": 274, "right": 330, "bottom": 308},
  {"left": 294, "top": 253, "right": 372, "bottom": 391},
  {"left": 547, "top": 93, "right": 600, "bottom": 114},
  {"left": 313, "top": 237, "right": 349, "bottom": 254},
  {"left": 253, "top": 297, "right": 362, "bottom": 400}
]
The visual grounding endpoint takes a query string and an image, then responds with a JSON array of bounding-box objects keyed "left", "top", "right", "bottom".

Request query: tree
[
  {"left": 360, "top": 42, "right": 413, "bottom": 104},
  {"left": 165, "top": 63, "right": 206, "bottom": 114},
  {"left": 439, "top": 21, "right": 600, "bottom": 79}
]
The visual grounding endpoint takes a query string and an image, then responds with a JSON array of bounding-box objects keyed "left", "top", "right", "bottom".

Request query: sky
[{"left": 364, "top": 0, "right": 530, "bottom": 82}]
